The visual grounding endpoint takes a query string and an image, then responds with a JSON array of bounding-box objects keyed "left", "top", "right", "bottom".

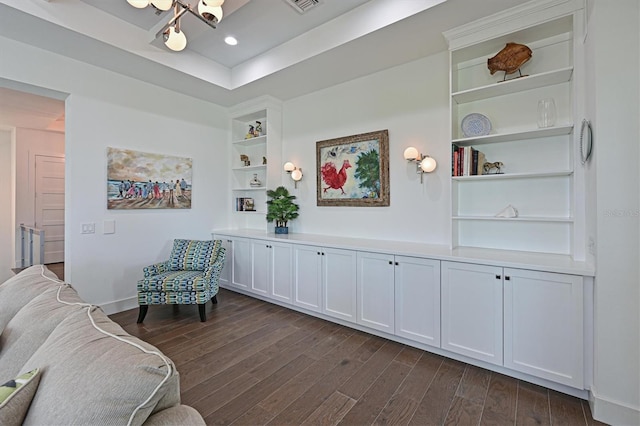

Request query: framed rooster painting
[{"left": 316, "top": 129, "right": 389, "bottom": 207}]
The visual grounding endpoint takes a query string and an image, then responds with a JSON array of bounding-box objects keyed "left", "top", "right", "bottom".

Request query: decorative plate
[{"left": 461, "top": 113, "right": 492, "bottom": 137}]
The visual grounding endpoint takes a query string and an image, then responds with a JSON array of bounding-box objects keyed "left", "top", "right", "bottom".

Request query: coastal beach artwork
[{"left": 107, "top": 147, "right": 192, "bottom": 210}]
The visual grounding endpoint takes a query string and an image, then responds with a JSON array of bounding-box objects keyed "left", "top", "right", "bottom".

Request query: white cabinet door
[
  {"left": 270, "top": 242, "right": 293, "bottom": 304},
  {"left": 251, "top": 241, "right": 270, "bottom": 296},
  {"left": 395, "top": 256, "right": 440, "bottom": 347},
  {"left": 504, "top": 268, "right": 583, "bottom": 387},
  {"left": 231, "top": 237, "right": 251, "bottom": 291},
  {"left": 293, "top": 245, "right": 323, "bottom": 312},
  {"left": 322, "top": 247, "right": 357, "bottom": 323},
  {"left": 357, "top": 251, "right": 395, "bottom": 333},
  {"left": 214, "top": 236, "right": 232, "bottom": 287},
  {"left": 441, "top": 261, "right": 503, "bottom": 365}
]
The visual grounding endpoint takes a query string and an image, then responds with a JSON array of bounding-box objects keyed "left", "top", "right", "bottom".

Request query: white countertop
[{"left": 212, "top": 229, "right": 595, "bottom": 276}]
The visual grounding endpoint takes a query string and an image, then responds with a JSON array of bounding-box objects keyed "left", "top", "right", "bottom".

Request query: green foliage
[
  {"left": 354, "top": 149, "right": 380, "bottom": 196},
  {"left": 266, "top": 186, "right": 300, "bottom": 228}
]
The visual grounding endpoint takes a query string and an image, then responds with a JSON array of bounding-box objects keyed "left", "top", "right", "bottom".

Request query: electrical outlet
[{"left": 81, "top": 223, "right": 95, "bottom": 234}]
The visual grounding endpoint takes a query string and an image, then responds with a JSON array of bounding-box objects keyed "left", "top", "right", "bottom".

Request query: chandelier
[{"left": 126, "top": 0, "right": 224, "bottom": 52}]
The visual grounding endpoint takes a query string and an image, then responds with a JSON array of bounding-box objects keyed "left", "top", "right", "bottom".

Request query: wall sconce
[
  {"left": 404, "top": 147, "right": 437, "bottom": 183},
  {"left": 284, "top": 162, "right": 303, "bottom": 189}
]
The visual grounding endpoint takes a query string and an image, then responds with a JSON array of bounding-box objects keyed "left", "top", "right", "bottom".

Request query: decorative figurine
[
  {"left": 262, "top": 156, "right": 267, "bottom": 165},
  {"left": 495, "top": 204, "right": 519, "bottom": 218},
  {"left": 249, "top": 174, "right": 262, "bottom": 187},
  {"left": 487, "top": 42, "right": 532, "bottom": 81},
  {"left": 255, "top": 121, "right": 263, "bottom": 136},
  {"left": 245, "top": 125, "right": 255, "bottom": 139},
  {"left": 483, "top": 161, "right": 504, "bottom": 174},
  {"left": 240, "top": 154, "right": 250, "bottom": 167}
]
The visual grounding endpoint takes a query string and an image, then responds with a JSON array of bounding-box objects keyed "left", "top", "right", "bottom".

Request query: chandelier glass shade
[
  {"left": 127, "top": 0, "right": 150, "bottom": 8},
  {"left": 164, "top": 26, "right": 187, "bottom": 51},
  {"left": 127, "top": 0, "right": 225, "bottom": 51}
]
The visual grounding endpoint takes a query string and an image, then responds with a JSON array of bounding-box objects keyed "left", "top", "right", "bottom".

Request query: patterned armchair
[{"left": 136, "top": 239, "right": 226, "bottom": 323}]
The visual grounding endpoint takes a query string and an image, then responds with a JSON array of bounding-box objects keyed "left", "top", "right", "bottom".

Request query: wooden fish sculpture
[{"left": 487, "top": 42, "right": 532, "bottom": 81}]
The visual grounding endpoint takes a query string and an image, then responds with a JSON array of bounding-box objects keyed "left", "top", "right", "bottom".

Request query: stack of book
[{"left": 452, "top": 145, "right": 486, "bottom": 177}]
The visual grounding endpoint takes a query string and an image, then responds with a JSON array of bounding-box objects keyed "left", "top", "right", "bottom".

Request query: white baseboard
[
  {"left": 100, "top": 296, "right": 138, "bottom": 316},
  {"left": 590, "top": 387, "right": 640, "bottom": 425}
]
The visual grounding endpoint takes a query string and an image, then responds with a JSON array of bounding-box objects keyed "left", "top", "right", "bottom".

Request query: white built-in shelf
[
  {"left": 232, "top": 165, "right": 267, "bottom": 171},
  {"left": 232, "top": 186, "right": 266, "bottom": 191},
  {"left": 452, "top": 170, "right": 573, "bottom": 181},
  {"left": 452, "top": 216, "right": 573, "bottom": 223},
  {"left": 452, "top": 125, "right": 573, "bottom": 146},
  {"left": 232, "top": 135, "right": 267, "bottom": 147},
  {"left": 452, "top": 67, "right": 573, "bottom": 104}
]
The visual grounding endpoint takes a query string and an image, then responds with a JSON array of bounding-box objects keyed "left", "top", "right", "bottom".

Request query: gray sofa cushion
[
  {"left": 0, "top": 285, "right": 84, "bottom": 380},
  {"left": 20, "top": 306, "right": 180, "bottom": 426},
  {"left": 0, "top": 266, "right": 60, "bottom": 334}
]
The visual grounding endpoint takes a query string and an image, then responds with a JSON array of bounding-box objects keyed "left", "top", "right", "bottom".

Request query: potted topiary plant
[{"left": 266, "top": 186, "right": 300, "bottom": 234}]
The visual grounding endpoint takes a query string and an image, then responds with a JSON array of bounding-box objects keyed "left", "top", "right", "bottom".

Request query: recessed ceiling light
[{"left": 224, "top": 36, "right": 238, "bottom": 46}]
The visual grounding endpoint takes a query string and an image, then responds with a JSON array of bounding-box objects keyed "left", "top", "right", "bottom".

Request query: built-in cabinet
[
  {"left": 214, "top": 230, "right": 593, "bottom": 396},
  {"left": 504, "top": 268, "right": 583, "bottom": 388},
  {"left": 444, "top": 4, "right": 585, "bottom": 258},
  {"left": 356, "top": 252, "right": 395, "bottom": 333},
  {"left": 441, "top": 261, "right": 503, "bottom": 365},
  {"left": 252, "top": 240, "right": 293, "bottom": 304},
  {"left": 292, "top": 244, "right": 357, "bottom": 319}
]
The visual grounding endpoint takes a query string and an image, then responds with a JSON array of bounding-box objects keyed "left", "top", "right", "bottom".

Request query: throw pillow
[{"left": 0, "top": 368, "right": 41, "bottom": 426}]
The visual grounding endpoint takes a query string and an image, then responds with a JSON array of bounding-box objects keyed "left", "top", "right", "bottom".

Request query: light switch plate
[{"left": 104, "top": 220, "right": 115, "bottom": 234}]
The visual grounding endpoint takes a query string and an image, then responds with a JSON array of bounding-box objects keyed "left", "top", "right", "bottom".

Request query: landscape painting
[
  {"left": 107, "top": 147, "right": 192, "bottom": 210},
  {"left": 316, "top": 130, "right": 389, "bottom": 207}
]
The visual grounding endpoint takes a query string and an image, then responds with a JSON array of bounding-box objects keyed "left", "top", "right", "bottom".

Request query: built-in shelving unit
[
  {"left": 228, "top": 97, "right": 282, "bottom": 230},
  {"left": 444, "top": 4, "right": 585, "bottom": 258}
]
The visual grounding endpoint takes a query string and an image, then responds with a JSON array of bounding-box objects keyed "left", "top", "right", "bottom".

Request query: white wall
[
  {"left": 588, "top": 1, "right": 640, "bottom": 424},
  {"left": 282, "top": 52, "right": 450, "bottom": 244},
  {"left": 0, "top": 36, "right": 230, "bottom": 313},
  {"left": 0, "top": 129, "right": 13, "bottom": 282},
  {"left": 14, "top": 128, "right": 64, "bottom": 266}
]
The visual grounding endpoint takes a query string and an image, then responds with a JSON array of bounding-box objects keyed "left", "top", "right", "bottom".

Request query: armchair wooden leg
[
  {"left": 137, "top": 305, "right": 148, "bottom": 323},
  {"left": 212, "top": 295, "right": 218, "bottom": 305},
  {"left": 198, "top": 304, "right": 206, "bottom": 322}
]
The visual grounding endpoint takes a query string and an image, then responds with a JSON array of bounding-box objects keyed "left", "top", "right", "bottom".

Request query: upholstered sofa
[{"left": 0, "top": 265, "right": 205, "bottom": 425}]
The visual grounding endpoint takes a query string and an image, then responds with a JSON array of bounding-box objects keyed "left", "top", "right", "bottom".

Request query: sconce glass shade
[
  {"left": 127, "top": 0, "right": 150, "bottom": 8},
  {"left": 283, "top": 162, "right": 295, "bottom": 172},
  {"left": 403, "top": 147, "right": 419, "bottom": 161},
  {"left": 420, "top": 156, "right": 437, "bottom": 173},
  {"left": 291, "top": 169, "right": 303, "bottom": 182},
  {"left": 198, "top": 1, "right": 223, "bottom": 23},
  {"left": 150, "top": 0, "right": 174, "bottom": 11},
  {"left": 164, "top": 26, "right": 187, "bottom": 51}
]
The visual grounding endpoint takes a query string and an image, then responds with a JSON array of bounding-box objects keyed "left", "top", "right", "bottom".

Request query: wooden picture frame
[{"left": 316, "top": 129, "right": 389, "bottom": 207}]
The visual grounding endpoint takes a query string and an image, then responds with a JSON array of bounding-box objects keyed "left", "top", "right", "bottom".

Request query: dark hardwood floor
[{"left": 110, "top": 288, "right": 606, "bottom": 426}]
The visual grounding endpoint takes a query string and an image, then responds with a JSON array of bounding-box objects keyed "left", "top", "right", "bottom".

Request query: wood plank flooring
[{"left": 110, "top": 288, "right": 606, "bottom": 426}]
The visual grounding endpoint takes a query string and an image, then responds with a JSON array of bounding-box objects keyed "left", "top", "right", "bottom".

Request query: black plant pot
[{"left": 275, "top": 226, "right": 289, "bottom": 234}]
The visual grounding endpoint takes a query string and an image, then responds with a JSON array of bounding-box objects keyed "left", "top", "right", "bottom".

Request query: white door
[
  {"left": 441, "top": 261, "right": 503, "bottom": 365},
  {"left": 395, "top": 256, "right": 441, "bottom": 347},
  {"left": 293, "top": 244, "right": 322, "bottom": 312},
  {"left": 35, "top": 155, "right": 64, "bottom": 264},
  {"left": 251, "top": 241, "right": 270, "bottom": 296},
  {"left": 504, "top": 268, "right": 584, "bottom": 387},
  {"left": 270, "top": 242, "right": 293, "bottom": 304},
  {"left": 357, "top": 251, "right": 395, "bottom": 333},
  {"left": 231, "top": 237, "right": 251, "bottom": 290},
  {"left": 214, "top": 236, "right": 232, "bottom": 287},
  {"left": 322, "top": 247, "right": 357, "bottom": 323}
]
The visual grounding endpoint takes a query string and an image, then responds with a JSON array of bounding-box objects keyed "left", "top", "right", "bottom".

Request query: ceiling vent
[{"left": 283, "top": 0, "right": 321, "bottom": 14}]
